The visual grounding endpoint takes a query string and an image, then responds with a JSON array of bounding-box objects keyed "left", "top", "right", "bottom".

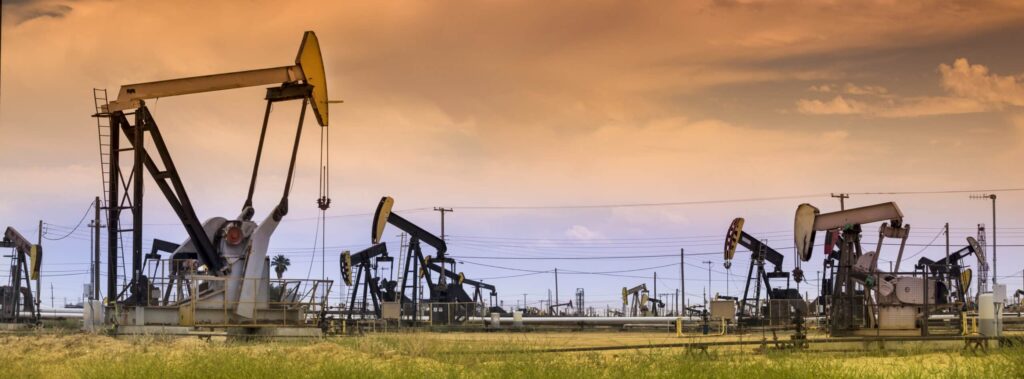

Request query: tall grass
[{"left": 0, "top": 332, "right": 1020, "bottom": 378}]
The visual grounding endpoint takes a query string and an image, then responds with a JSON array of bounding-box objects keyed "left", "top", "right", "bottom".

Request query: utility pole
[
  {"left": 36, "top": 220, "right": 42, "bottom": 315},
  {"left": 433, "top": 207, "right": 453, "bottom": 241},
  {"left": 93, "top": 196, "right": 101, "bottom": 300},
  {"left": 680, "top": 248, "right": 684, "bottom": 315},
  {"left": 817, "top": 270, "right": 822, "bottom": 305},
  {"left": 831, "top": 193, "right": 849, "bottom": 210},
  {"left": 944, "top": 223, "right": 950, "bottom": 287},
  {"left": 702, "top": 260, "right": 713, "bottom": 305},
  {"left": 554, "top": 268, "right": 559, "bottom": 308},
  {"left": 971, "top": 194, "right": 997, "bottom": 284},
  {"left": 653, "top": 271, "right": 657, "bottom": 308},
  {"left": 675, "top": 289, "right": 679, "bottom": 316},
  {"left": 89, "top": 218, "right": 94, "bottom": 300},
  {"left": 522, "top": 293, "right": 527, "bottom": 311}
]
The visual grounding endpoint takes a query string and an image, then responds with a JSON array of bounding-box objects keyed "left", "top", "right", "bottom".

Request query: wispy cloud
[
  {"left": 564, "top": 225, "right": 603, "bottom": 241},
  {"left": 2, "top": 0, "right": 72, "bottom": 25},
  {"left": 796, "top": 95, "right": 869, "bottom": 115},
  {"left": 796, "top": 58, "right": 1022, "bottom": 117}
]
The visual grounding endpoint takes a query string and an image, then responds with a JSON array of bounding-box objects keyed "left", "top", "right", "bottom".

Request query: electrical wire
[
  {"left": 848, "top": 188, "right": 1024, "bottom": 196},
  {"left": 448, "top": 252, "right": 718, "bottom": 260},
  {"left": 447, "top": 193, "right": 827, "bottom": 210},
  {"left": 902, "top": 228, "right": 949, "bottom": 262},
  {"left": 42, "top": 199, "right": 95, "bottom": 241},
  {"left": 382, "top": 187, "right": 1024, "bottom": 212}
]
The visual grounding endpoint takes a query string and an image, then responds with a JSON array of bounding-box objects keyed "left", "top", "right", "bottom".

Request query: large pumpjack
[
  {"left": 96, "top": 31, "right": 334, "bottom": 330},
  {"left": 795, "top": 202, "right": 956, "bottom": 336}
]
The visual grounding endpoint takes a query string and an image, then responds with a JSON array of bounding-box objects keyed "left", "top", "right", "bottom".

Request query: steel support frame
[{"left": 109, "top": 105, "right": 222, "bottom": 278}]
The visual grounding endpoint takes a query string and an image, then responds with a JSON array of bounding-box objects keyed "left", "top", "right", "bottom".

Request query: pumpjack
[
  {"left": 0, "top": 227, "right": 41, "bottom": 323},
  {"left": 916, "top": 237, "right": 985, "bottom": 307},
  {"left": 548, "top": 301, "right": 573, "bottom": 316},
  {"left": 795, "top": 202, "right": 953, "bottom": 336},
  {"left": 350, "top": 196, "right": 502, "bottom": 324},
  {"left": 621, "top": 283, "right": 650, "bottom": 317},
  {"left": 96, "top": 31, "right": 334, "bottom": 329},
  {"left": 339, "top": 244, "right": 395, "bottom": 320},
  {"left": 723, "top": 218, "right": 804, "bottom": 325}
]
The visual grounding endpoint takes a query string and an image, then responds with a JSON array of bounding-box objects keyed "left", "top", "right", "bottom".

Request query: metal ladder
[{"left": 92, "top": 88, "right": 128, "bottom": 288}]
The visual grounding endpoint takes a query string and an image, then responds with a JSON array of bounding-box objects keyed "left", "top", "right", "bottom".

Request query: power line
[
  {"left": 42, "top": 199, "right": 95, "bottom": 241},
  {"left": 447, "top": 193, "right": 827, "bottom": 210},
  {"left": 449, "top": 252, "right": 719, "bottom": 260},
  {"left": 848, "top": 188, "right": 1024, "bottom": 196},
  {"left": 403, "top": 187, "right": 1024, "bottom": 211}
]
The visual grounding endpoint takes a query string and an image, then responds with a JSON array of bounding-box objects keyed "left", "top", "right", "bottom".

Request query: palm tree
[{"left": 271, "top": 255, "right": 291, "bottom": 279}]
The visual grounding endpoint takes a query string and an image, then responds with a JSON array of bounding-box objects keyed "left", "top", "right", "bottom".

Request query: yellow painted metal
[
  {"left": 676, "top": 317, "right": 682, "bottom": 337},
  {"left": 724, "top": 218, "right": 744, "bottom": 262},
  {"left": 962, "top": 268, "right": 973, "bottom": 293},
  {"left": 179, "top": 302, "right": 195, "bottom": 326},
  {"left": 621, "top": 287, "right": 628, "bottom": 305},
  {"left": 419, "top": 256, "right": 431, "bottom": 278},
  {"left": 296, "top": 31, "right": 329, "bottom": 127},
  {"left": 372, "top": 196, "right": 395, "bottom": 244},
  {"left": 342, "top": 251, "right": 353, "bottom": 286},
  {"left": 29, "top": 245, "right": 41, "bottom": 280},
  {"left": 108, "top": 30, "right": 331, "bottom": 127}
]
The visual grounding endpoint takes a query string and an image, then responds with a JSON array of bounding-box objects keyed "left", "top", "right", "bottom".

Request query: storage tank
[
  {"left": 490, "top": 312, "right": 500, "bottom": 328},
  {"left": 979, "top": 293, "right": 996, "bottom": 337}
]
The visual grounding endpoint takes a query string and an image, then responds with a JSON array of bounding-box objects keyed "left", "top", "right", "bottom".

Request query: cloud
[
  {"left": 807, "top": 83, "right": 888, "bottom": 96},
  {"left": 795, "top": 95, "right": 868, "bottom": 115},
  {"left": 843, "top": 83, "right": 888, "bottom": 96},
  {"left": 2, "top": 0, "right": 72, "bottom": 25},
  {"left": 939, "top": 58, "right": 1024, "bottom": 107},
  {"left": 564, "top": 225, "right": 602, "bottom": 241},
  {"left": 797, "top": 58, "right": 1023, "bottom": 117},
  {"left": 873, "top": 96, "right": 988, "bottom": 118},
  {"left": 809, "top": 84, "right": 833, "bottom": 93}
]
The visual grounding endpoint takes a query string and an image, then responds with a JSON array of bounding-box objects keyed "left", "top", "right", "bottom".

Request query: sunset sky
[{"left": 2, "top": 0, "right": 1024, "bottom": 310}]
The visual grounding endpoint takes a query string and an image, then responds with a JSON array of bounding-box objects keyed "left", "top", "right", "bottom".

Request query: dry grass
[{"left": 0, "top": 331, "right": 1020, "bottom": 378}]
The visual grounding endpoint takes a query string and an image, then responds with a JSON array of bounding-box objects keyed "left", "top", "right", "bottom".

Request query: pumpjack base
[{"left": 111, "top": 305, "right": 307, "bottom": 326}]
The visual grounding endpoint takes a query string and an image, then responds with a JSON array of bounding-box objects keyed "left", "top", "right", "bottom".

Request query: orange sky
[{"left": 2, "top": 1, "right": 1024, "bottom": 308}]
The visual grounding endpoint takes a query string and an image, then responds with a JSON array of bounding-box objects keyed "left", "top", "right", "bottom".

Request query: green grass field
[{"left": 0, "top": 331, "right": 1021, "bottom": 378}]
